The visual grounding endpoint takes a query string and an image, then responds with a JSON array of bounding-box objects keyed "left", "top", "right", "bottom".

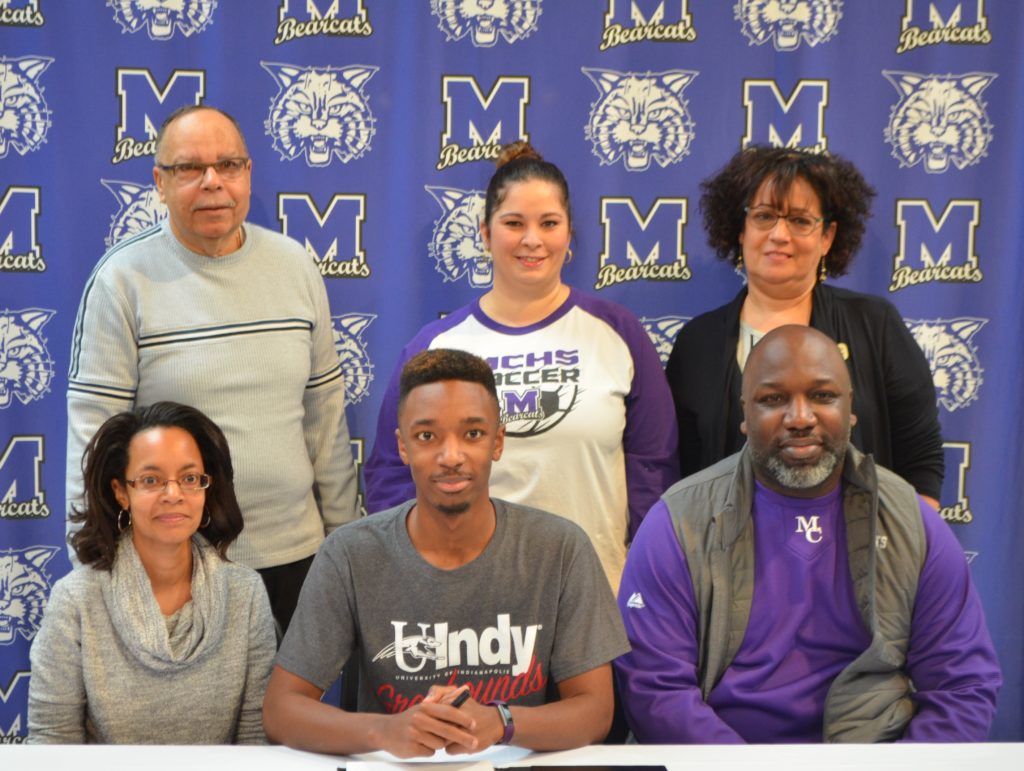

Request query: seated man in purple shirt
[{"left": 616, "top": 325, "right": 1001, "bottom": 743}]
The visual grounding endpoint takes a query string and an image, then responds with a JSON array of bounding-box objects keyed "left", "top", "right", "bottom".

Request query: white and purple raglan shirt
[
  {"left": 364, "top": 288, "right": 678, "bottom": 591},
  {"left": 615, "top": 481, "right": 1001, "bottom": 742}
]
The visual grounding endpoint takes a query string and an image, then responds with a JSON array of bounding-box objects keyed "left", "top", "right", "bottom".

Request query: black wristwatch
[{"left": 488, "top": 699, "right": 514, "bottom": 745}]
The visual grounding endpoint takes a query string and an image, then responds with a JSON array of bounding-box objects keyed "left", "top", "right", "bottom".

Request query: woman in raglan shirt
[{"left": 364, "top": 142, "right": 678, "bottom": 592}]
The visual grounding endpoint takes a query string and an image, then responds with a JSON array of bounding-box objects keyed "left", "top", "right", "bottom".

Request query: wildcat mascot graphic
[
  {"left": 0, "top": 309, "right": 55, "bottom": 409},
  {"left": 263, "top": 61, "right": 377, "bottom": 168},
  {"left": 0, "top": 546, "right": 58, "bottom": 645},
  {"left": 430, "top": 0, "right": 541, "bottom": 47},
  {"left": 583, "top": 68, "right": 697, "bottom": 172},
  {"left": 735, "top": 0, "right": 842, "bottom": 51},
  {"left": 640, "top": 316, "right": 690, "bottom": 366},
  {"left": 332, "top": 313, "right": 375, "bottom": 407},
  {"left": 425, "top": 186, "right": 491, "bottom": 288},
  {"left": 906, "top": 317, "right": 986, "bottom": 412},
  {"left": 101, "top": 180, "right": 167, "bottom": 248},
  {"left": 0, "top": 55, "right": 52, "bottom": 159},
  {"left": 108, "top": 0, "right": 217, "bottom": 39},
  {"left": 884, "top": 71, "right": 996, "bottom": 173}
]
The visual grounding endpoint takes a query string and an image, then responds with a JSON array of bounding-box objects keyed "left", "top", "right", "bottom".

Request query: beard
[
  {"left": 436, "top": 500, "right": 471, "bottom": 516},
  {"left": 751, "top": 428, "right": 850, "bottom": 491}
]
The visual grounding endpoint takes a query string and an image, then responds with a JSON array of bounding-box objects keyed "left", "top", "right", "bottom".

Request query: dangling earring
[
  {"left": 200, "top": 509, "right": 211, "bottom": 528},
  {"left": 819, "top": 255, "right": 828, "bottom": 283},
  {"left": 117, "top": 508, "right": 131, "bottom": 532},
  {"left": 736, "top": 250, "right": 744, "bottom": 271}
]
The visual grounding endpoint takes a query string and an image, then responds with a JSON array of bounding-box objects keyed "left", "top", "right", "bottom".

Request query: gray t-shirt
[{"left": 276, "top": 499, "right": 630, "bottom": 713}]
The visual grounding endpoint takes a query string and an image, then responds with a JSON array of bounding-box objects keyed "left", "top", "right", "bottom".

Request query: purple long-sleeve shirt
[{"left": 615, "top": 482, "right": 1001, "bottom": 743}]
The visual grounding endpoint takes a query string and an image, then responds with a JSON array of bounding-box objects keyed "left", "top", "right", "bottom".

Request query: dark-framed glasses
[
  {"left": 156, "top": 158, "right": 249, "bottom": 184},
  {"left": 744, "top": 206, "right": 825, "bottom": 237},
  {"left": 125, "top": 473, "right": 212, "bottom": 494}
]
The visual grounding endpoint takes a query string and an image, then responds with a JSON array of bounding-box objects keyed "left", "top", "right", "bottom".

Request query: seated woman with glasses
[
  {"left": 666, "top": 146, "right": 943, "bottom": 506},
  {"left": 29, "top": 402, "right": 276, "bottom": 744}
]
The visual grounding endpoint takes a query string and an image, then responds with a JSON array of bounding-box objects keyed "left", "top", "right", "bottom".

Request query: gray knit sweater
[
  {"left": 28, "top": 536, "right": 276, "bottom": 744},
  {"left": 66, "top": 219, "right": 359, "bottom": 569}
]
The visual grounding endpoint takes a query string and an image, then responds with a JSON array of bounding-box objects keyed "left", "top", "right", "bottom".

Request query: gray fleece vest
[{"left": 664, "top": 444, "right": 925, "bottom": 742}]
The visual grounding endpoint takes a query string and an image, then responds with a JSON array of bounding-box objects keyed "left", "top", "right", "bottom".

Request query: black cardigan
[{"left": 665, "top": 284, "right": 944, "bottom": 499}]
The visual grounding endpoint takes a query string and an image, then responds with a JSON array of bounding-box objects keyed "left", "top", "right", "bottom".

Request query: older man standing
[
  {"left": 616, "top": 325, "right": 1000, "bottom": 743},
  {"left": 66, "top": 105, "right": 358, "bottom": 631}
]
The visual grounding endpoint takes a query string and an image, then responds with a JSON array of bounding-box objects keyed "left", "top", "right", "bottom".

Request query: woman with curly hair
[
  {"left": 666, "top": 146, "right": 942, "bottom": 505},
  {"left": 29, "top": 402, "right": 276, "bottom": 744},
  {"left": 364, "top": 142, "right": 677, "bottom": 592}
]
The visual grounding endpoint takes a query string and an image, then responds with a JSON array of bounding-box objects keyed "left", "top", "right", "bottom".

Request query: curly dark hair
[
  {"left": 483, "top": 140, "right": 573, "bottom": 228},
  {"left": 699, "top": 146, "right": 876, "bottom": 278},
  {"left": 397, "top": 349, "right": 499, "bottom": 420},
  {"left": 69, "top": 401, "right": 244, "bottom": 571}
]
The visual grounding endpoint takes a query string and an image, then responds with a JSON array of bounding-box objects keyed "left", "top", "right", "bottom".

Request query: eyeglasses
[
  {"left": 125, "top": 473, "right": 212, "bottom": 494},
  {"left": 744, "top": 206, "right": 825, "bottom": 237},
  {"left": 155, "top": 158, "right": 249, "bottom": 184}
]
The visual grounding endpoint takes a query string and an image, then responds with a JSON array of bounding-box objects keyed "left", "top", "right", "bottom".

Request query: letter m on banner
[
  {"left": 278, "top": 193, "right": 366, "bottom": 267},
  {"left": 0, "top": 672, "right": 30, "bottom": 741},
  {"left": 0, "top": 436, "right": 44, "bottom": 505},
  {"left": 0, "top": 187, "right": 41, "bottom": 262},
  {"left": 605, "top": 0, "right": 693, "bottom": 25},
  {"left": 743, "top": 80, "right": 828, "bottom": 151},
  {"left": 895, "top": 199, "right": 979, "bottom": 271},
  {"left": 441, "top": 76, "right": 529, "bottom": 149},
  {"left": 600, "top": 198, "right": 687, "bottom": 268},
  {"left": 116, "top": 69, "right": 205, "bottom": 143},
  {"left": 902, "top": 0, "right": 987, "bottom": 29}
]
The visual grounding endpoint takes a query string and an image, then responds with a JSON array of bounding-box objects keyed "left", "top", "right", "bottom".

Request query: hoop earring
[
  {"left": 819, "top": 255, "right": 828, "bottom": 283},
  {"left": 566, "top": 247, "right": 574, "bottom": 263},
  {"left": 200, "top": 509, "right": 211, "bottom": 529},
  {"left": 117, "top": 509, "right": 131, "bottom": 532}
]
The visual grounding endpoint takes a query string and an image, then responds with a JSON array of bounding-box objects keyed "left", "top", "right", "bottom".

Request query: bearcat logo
[
  {"left": 0, "top": 310, "right": 54, "bottom": 409},
  {"left": 583, "top": 68, "right": 696, "bottom": 172},
  {"left": 439, "top": 76, "right": 529, "bottom": 170},
  {"left": 890, "top": 199, "right": 982, "bottom": 291},
  {"left": 425, "top": 186, "right": 490, "bottom": 288},
  {"left": 742, "top": 80, "right": 828, "bottom": 152},
  {"left": 275, "top": 0, "right": 372, "bottom": 44},
  {"left": 101, "top": 180, "right": 167, "bottom": 248},
  {"left": 431, "top": 0, "right": 541, "bottom": 47},
  {"left": 906, "top": 317, "right": 985, "bottom": 412},
  {"left": 601, "top": 0, "right": 696, "bottom": 50},
  {"left": 331, "top": 313, "right": 375, "bottom": 407},
  {"left": 1, "top": 671, "right": 30, "bottom": 742},
  {"left": 0, "top": 187, "right": 43, "bottom": 273},
  {"left": 278, "top": 193, "right": 369, "bottom": 279},
  {"left": 263, "top": 62, "right": 377, "bottom": 167},
  {"left": 897, "top": 0, "right": 991, "bottom": 53},
  {"left": 113, "top": 69, "right": 205, "bottom": 163},
  {"left": 0, "top": 436, "right": 48, "bottom": 519},
  {"left": 883, "top": 70, "right": 995, "bottom": 174},
  {"left": 736, "top": 0, "right": 842, "bottom": 50},
  {"left": 108, "top": 0, "right": 216, "bottom": 39},
  {"left": 0, "top": 546, "right": 57, "bottom": 646},
  {"left": 640, "top": 316, "right": 689, "bottom": 366},
  {"left": 0, "top": 56, "right": 52, "bottom": 159},
  {"left": 0, "top": 0, "right": 43, "bottom": 28},
  {"left": 940, "top": 441, "right": 973, "bottom": 524},
  {"left": 597, "top": 197, "right": 690, "bottom": 289}
]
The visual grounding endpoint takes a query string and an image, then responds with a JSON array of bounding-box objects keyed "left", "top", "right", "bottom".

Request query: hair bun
[{"left": 496, "top": 140, "right": 543, "bottom": 169}]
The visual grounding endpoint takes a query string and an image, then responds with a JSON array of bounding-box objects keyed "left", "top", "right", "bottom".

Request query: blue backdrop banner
[{"left": 1, "top": 0, "right": 1021, "bottom": 742}]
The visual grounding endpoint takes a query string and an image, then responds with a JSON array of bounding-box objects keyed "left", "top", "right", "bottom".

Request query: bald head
[
  {"left": 742, "top": 325, "right": 851, "bottom": 402},
  {"left": 741, "top": 325, "right": 855, "bottom": 497}
]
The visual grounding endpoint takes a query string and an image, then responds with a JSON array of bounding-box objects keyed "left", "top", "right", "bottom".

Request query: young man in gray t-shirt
[{"left": 263, "top": 349, "right": 630, "bottom": 757}]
